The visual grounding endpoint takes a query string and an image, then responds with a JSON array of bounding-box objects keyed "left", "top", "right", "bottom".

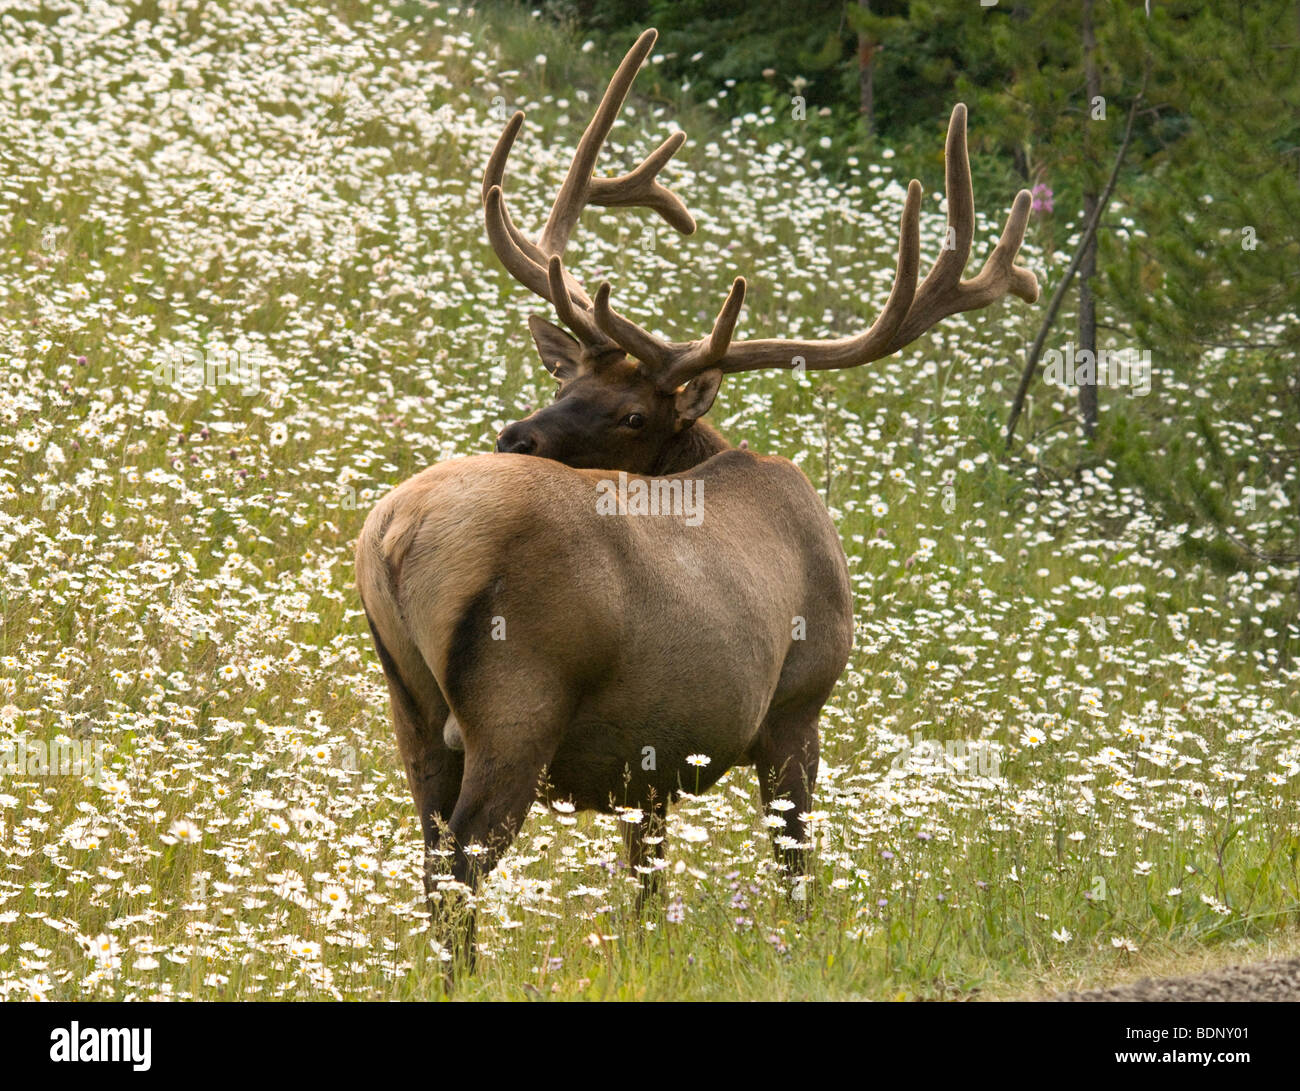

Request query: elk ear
[
  {"left": 673, "top": 368, "right": 723, "bottom": 423},
  {"left": 528, "top": 315, "right": 584, "bottom": 381}
]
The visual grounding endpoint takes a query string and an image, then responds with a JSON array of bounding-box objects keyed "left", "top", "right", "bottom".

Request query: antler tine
[
  {"left": 705, "top": 105, "right": 1036, "bottom": 378},
  {"left": 700, "top": 277, "right": 747, "bottom": 361},
  {"left": 708, "top": 179, "right": 923, "bottom": 376},
  {"left": 885, "top": 103, "right": 975, "bottom": 341},
  {"left": 588, "top": 130, "right": 696, "bottom": 235},
  {"left": 485, "top": 186, "right": 577, "bottom": 307},
  {"left": 538, "top": 28, "right": 694, "bottom": 257},
  {"left": 545, "top": 256, "right": 607, "bottom": 346},
  {"left": 879, "top": 104, "right": 1038, "bottom": 352},
  {"left": 483, "top": 117, "right": 595, "bottom": 309},
  {"left": 667, "top": 275, "right": 747, "bottom": 386},
  {"left": 970, "top": 190, "right": 1039, "bottom": 304},
  {"left": 594, "top": 276, "right": 748, "bottom": 386},
  {"left": 481, "top": 110, "right": 526, "bottom": 224},
  {"left": 482, "top": 28, "right": 698, "bottom": 349},
  {"left": 592, "top": 282, "right": 672, "bottom": 367}
]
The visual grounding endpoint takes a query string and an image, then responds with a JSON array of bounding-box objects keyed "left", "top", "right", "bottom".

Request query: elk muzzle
[{"left": 495, "top": 421, "right": 537, "bottom": 455}]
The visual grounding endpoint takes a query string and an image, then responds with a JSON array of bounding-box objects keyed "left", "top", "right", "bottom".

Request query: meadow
[{"left": 1, "top": 0, "right": 1297, "bottom": 1000}]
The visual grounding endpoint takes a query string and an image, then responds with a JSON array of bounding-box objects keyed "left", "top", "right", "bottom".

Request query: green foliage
[
  {"left": 2, "top": 0, "right": 1297, "bottom": 1003},
  {"left": 1096, "top": 2, "right": 1300, "bottom": 578}
]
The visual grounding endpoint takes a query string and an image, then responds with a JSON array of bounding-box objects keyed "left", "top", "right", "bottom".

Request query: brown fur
[{"left": 356, "top": 426, "right": 852, "bottom": 957}]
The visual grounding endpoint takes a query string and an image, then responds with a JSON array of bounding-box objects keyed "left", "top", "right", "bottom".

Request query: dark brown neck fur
[{"left": 650, "top": 419, "right": 732, "bottom": 475}]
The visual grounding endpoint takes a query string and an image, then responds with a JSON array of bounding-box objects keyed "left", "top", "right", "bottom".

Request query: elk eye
[{"left": 621, "top": 412, "right": 646, "bottom": 429}]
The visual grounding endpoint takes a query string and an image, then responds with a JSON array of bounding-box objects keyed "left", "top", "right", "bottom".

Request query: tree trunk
[
  {"left": 1006, "top": 76, "right": 1147, "bottom": 449},
  {"left": 1079, "top": 0, "right": 1100, "bottom": 439}
]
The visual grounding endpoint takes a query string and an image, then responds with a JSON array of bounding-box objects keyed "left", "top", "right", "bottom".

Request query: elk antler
[
  {"left": 482, "top": 28, "right": 701, "bottom": 349},
  {"left": 484, "top": 33, "right": 1039, "bottom": 392},
  {"left": 595, "top": 105, "right": 1039, "bottom": 390}
]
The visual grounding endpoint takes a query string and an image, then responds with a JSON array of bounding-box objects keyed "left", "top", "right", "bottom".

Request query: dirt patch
[{"left": 1050, "top": 956, "right": 1300, "bottom": 1002}]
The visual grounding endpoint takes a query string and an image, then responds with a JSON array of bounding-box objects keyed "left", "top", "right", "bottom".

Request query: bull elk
[{"left": 355, "top": 29, "right": 1037, "bottom": 956}]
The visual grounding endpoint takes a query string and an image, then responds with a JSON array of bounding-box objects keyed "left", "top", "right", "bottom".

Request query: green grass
[{"left": 0, "top": 0, "right": 1296, "bottom": 1001}]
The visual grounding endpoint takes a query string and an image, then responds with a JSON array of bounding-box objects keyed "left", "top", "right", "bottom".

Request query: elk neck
[{"left": 649, "top": 419, "right": 732, "bottom": 475}]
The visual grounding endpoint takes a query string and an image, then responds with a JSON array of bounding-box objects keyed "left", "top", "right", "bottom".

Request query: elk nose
[{"left": 495, "top": 424, "right": 536, "bottom": 455}]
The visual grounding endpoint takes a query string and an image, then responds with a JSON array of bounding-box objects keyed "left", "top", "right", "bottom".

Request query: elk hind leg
[
  {"left": 364, "top": 613, "right": 463, "bottom": 893},
  {"left": 623, "top": 796, "right": 667, "bottom": 914},
  {"left": 436, "top": 724, "right": 561, "bottom": 968},
  {"left": 750, "top": 702, "right": 821, "bottom": 880}
]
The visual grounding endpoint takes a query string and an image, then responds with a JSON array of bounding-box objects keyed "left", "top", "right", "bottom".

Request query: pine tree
[{"left": 1103, "top": 0, "right": 1300, "bottom": 642}]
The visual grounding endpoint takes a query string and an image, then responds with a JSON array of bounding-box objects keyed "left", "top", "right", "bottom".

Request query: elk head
[
  {"left": 485, "top": 29, "right": 1039, "bottom": 474},
  {"left": 494, "top": 313, "right": 730, "bottom": 472}
]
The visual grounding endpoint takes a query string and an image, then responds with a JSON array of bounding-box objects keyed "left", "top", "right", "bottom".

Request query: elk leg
[
  {"left": 364, "top": 612, "right": 465, "bottom": 895},
  {"left": 391, "top": 692, "right": 464, "bottom": 897},
  {"left": 623, "top": 797, "right": 667, "bottom": 912},
  {"left": 435, "top": 736, "right": 556, "bottom": 966},
  {"left": 750, "top": 705, "right": 821, "bottom": 879}
]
